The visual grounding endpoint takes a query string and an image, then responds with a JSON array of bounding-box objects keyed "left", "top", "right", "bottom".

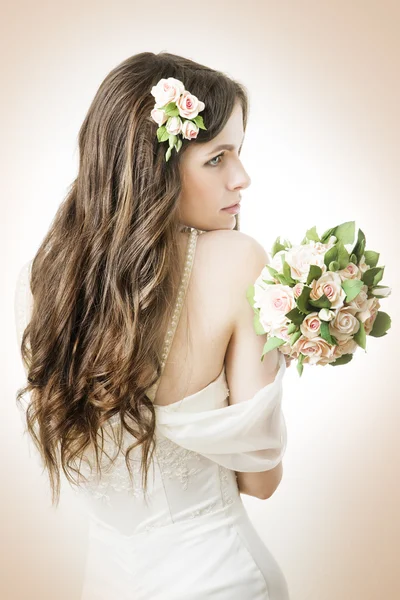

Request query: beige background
[{"left": 2, "top": 1, "right": 399, "bottom": 598}]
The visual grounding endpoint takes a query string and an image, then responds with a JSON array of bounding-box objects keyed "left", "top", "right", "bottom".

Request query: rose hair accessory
[
  {"left": 150, "top": 77, "right": 207, "bottom": 162},
  {"left": 246, "top": 221, "right": 392, "bottom": 376}
]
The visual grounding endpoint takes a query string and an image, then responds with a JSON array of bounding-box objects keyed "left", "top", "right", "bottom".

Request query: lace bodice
[{"left": 14, "top": 227, "right": 287, "bottom": 537}]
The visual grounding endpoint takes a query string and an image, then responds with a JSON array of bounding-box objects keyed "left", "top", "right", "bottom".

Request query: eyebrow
[{"left": 206, "top": 139, "right": 245, "bottom": 156}]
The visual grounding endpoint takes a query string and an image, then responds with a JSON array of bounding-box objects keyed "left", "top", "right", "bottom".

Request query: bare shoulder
[{"left": 197, "top": 229, "right": 269, "bottom": 287}]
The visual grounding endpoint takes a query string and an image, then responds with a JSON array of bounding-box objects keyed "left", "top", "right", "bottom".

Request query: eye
[{"left": 207, "top": 152, "right": 225, "bottom": 167}]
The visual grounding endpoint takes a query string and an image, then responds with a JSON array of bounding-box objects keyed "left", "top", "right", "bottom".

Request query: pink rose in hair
[
  {"left": 181, "top": 119, "right": 200, "bottom": 140},
  {"left": 151, "top": 77, "right": 185, "bottom": 108},
  {"left": 177, "top": 91, "right": 205, "bottom": 120},
  {"left": 150, "top": 108, "right": 168, "bottom": 126}
]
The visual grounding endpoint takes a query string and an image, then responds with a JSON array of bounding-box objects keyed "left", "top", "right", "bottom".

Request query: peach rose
[
  {"left": 257, "top": 284, "right": 296, "bottom": 333},
  {"left": 310, "top": 271, "right": 346, "bottom": 310},
  {"left": 348, "top": 284, "right": 369, "bottom": 312},
  {"left": 300, "top": 312, "right": 321, "bottom": 339},
  {"left": 150, "top": 107, "right": 169, "bottom": 126},
  {"left": 331, "top": 337, "right": 358, "bottom": 360},
  {"left": 151, "top": 77, "right": 185, "bottom": 108},
  {"left": 358, "top": 254, "right": 370, "bottom": 275},
  {"left": 165, "top": 116, "right": 183, "bottom": 136},
  {"left": 181, "top": 119, "right": 200, "bottom": 140},
  {"left": 356, "top": 297, "right": 380, "bottom": 335},
  {"left": 176, "top": 90, "right": 205, "bottom": 120},
  {"left": 337, "top": 262, "right": 361, "bottom": 282},
  {"left": 329, "top": 306, "right": 360, "bottom": 341},
  {"left": 292, "top": 335, "right": 334, "bottom": 366},
  {"left": 293, "top": 282, "right": 304, "bottom": 298}
]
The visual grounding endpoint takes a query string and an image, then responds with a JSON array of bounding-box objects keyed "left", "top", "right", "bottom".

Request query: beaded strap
[{"left": 146, "top": 227, "right": 201, "bottom": 402}]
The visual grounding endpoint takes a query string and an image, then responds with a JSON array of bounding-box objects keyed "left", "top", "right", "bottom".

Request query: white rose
[
  {"left": 310, "top": 271, "right": 346, "bottom": 310},
  {"left": 269, "top": 250, "right": 286, "bottom": 273},
  {"left": 181, "top": 119, "right": 200, "bottom": 140},
  {"left": 300, "top": 312, "right": 321, "bottom": 339},
  {"left": 165, "top": 116, "right": 182, "bottom": 136},
  {"left": 370, "top": 286, "right": 391, "bottom": 298},
  {"left": 176, "top": 91, "right": 205, "bottom": 120},
  {"left": 319, "top": 308, "right": 336, "bottom": 322},
  {"left": 257, "top": 284, "right": 296, "bottom": 333},
  {"left": 285, "top": 243, "right": 326, "bottom": 284},
  {"left": 293, "top": 282, "right": 304, "bottom": 298},
  {"left": 151, "top": 77, "right": 185, "bottom": 108},
  {"left": 150, "top": 107, "right": 168, "bottom": 126},
  {"left": 329, "top": 306, "right": 360, "bottom": 341}
]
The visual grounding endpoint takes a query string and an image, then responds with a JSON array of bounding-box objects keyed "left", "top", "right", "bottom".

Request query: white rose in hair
[
  {"left": 150, "top": 108, "right": 168, "bottom": 126},
  {"left": 166, "top": 116, "right": 183, "bottom": 136},
  {"left": 177, "top": 91, "right": 205, "bottom": 120},
  {"left": 151, "top": 77, "right": 185, "bottom": 108}
]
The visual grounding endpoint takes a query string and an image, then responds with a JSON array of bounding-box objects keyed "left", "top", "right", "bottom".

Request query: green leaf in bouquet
[
  {"left": 286, "top": 306, "right": 306, "bottom": 325},
  {"left": 319, "top": 321, "right": 337, "bottom": 345},
  {"left": 289, "top": 330, "right": 302, "bottom": 346},
  {"left": 336, "top": 240, "right": 350, "bottom": 269},
  {"left": 328, "top": 261, "right": 340, "bottom": 272},
  {"left": 354, "top": 320, "right": 366, "bottom": 350},
  {"left": 333, "top": 221, "right": 356, "bottom": 245},
  {"left": 341, "top": 279, "right": 364, "bottom": 303},
  {"left": 361, "top": 266, "right": 385, "bottom": 287},
  {"left": 351, "top": 227, "right": 366, "bottom": 263},
  {"left": 308, "top": 293, "right": 332, "bottom": 309},
  {"left": 304, "top": 225, "right": 321, "bottom": 243},
  {"left": 320, "top": 221, "right": 355, "bottom": 245},
  {"left": 271, "top": 236, "right": 291, "bottom": 257},
  {"left": 261, "top": 335, "right": 286, "bottom": 359},
  {"left": 306, "top": 265, "right": 323, "bottom": 285},
  {"left": 266, "top": 264, "right": 279, "bottom": 279},
  {"left": 253, "top": 311, "right": 266, "bottom": 335},
  {"left": 350, "top": 253, "right": 358, "bottom": 264},
  {"left": 368, "top": 311, "right": 391, "bottom": 337},
  {"left": 329, "top": 353, "right": 354, "bottom": 366},
  {"left": 296, "top": 285, "right": 313, "bottom": 313},
  {"left": 276, "top": 273, "right": 292, "bottom": 286},
  {"left": 364, "top": 250, "right": 379, "bottom": 268},
  {"left": 297, "top": 352, "right": 305, "bottom": 376},
  {"left": 246, "top": 284, "right": 256, "bottom": 309},
  {"left": 320, "top": 227, "right": 337, "bottom": 244},
  {"left": 324, "top": 244, "right": 338, "bottom": 268},
  {"left": 287, "top": 322, "right": 298, "bottom": 334}
]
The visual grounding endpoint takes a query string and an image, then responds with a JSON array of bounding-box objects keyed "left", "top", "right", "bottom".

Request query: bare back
[{"left": 152, "top": 229, "right": 238, "bottom": 406}]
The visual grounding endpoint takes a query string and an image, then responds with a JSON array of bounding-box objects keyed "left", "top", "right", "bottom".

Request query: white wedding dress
[{"left": 14, "top": 228, "right": 290, "bottom": 600}]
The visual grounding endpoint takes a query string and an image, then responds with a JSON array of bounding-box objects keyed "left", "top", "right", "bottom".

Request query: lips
[{"left": 224, "top": 201, "right": 241, "bottom": 209}]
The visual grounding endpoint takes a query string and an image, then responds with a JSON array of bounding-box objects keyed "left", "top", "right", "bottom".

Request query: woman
[{"left": 15, "top": 51, "right": 290, "bottom": 599}]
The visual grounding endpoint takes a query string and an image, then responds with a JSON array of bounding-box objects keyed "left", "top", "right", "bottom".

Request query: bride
[{"left": 15, "top": 51, "right": 291, "bottom": 599}]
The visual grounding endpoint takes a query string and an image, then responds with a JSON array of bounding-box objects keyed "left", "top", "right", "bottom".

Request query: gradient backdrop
[{"left": 2, "top": 1, "right": 399, "bottom": 599}]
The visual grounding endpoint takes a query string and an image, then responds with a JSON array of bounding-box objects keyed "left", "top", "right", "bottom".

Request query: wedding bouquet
[{"left": 246, "top": 221, "right": 392, "bottom": 376}]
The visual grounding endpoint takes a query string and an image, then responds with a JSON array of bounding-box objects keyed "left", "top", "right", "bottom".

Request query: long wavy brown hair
[{"left": 16, "top": 51, "right": 248, "bottom": 507}]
